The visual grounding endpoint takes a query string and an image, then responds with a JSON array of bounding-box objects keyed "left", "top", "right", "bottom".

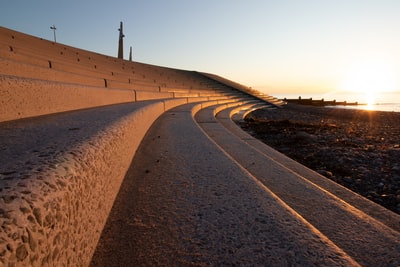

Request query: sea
[{"left": 273, "top": 91, "right": 400, "bottom": 112}]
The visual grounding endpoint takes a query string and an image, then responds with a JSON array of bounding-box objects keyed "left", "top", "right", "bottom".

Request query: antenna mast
[{"left": 50, "top": 25, "right": 57, "bottom": 43}]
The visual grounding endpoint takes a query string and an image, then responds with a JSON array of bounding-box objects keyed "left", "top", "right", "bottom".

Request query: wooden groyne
[{"left": 283, "top": 97, "right": 363, "bottom": 106}]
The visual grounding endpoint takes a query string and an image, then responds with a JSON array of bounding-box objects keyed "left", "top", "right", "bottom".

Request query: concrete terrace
[{"left": 0, "top": 26, "right": 399, "bottom": 266}]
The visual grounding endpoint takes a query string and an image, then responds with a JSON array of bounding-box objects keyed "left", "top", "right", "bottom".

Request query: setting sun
[
  {"left": 340, "top": 61, "right": 396, "bottom": 92},
  {"left": 338, "top": 60, "right": 397, "bottom": 106},
  {"left": 365, "top": 92, "right": 376, "bottom": 110}
]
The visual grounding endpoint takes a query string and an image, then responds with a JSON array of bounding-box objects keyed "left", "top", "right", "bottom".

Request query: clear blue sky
[{"left": 2, "top": 0, "right": 400, "bottom": 99}]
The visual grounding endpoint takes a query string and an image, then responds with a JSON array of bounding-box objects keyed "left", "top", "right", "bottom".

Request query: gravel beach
[{"left": 239, "top": 104, "right": 400, "bottom": 214}]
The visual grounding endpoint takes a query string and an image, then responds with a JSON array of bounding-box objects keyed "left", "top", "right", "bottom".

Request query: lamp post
[{"left": 50, "top": 25, "right": 57, "bottom": 43}]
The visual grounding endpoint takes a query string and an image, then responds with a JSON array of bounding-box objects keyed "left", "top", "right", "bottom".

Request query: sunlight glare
[
  {"left": 339, "top": 60, "right": 396, "bottom": 107},
  {"left": 340, "top": 61, "right": 396, "bottom": 94},
  {"left": 365, "top": 92, "right": 376, "bottom": 110}
]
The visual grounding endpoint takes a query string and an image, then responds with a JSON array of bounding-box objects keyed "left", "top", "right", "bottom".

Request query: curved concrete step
[
  {"left": 90, "top": 101, "right": 357, "bottom": 266},
  {"left": 0, "top": 73, "right": 236, "bottom": 122},
  {"left": 195, "top": 103, "right": 400, "bottom": 266},
  {"left": 224, "top": 106, "right": 400, "bottom": 232},
  {"left": 198, "top": 72, "right": 285, "bottom": 106},
  {"left": 0, "top": 99, "right": 191, "bottom": 266},
  {"left": 0, "top": 45, "right": 132, "bottom": 82},
  {"left": 1, "top": 27, "right": 239, "bottom": 94},
  {"left": 0, "top": 75, "right": 135, "bottom": 122},
  {"left": 0, "top": 57, "right": 106, "bottom": 87}
]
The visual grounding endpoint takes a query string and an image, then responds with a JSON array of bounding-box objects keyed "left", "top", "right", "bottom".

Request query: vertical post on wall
[
  {"left": 129, "top": 46, "right": 133, "bottom": 61},
  {"left": 118, "top": 21, "right": 125, "bottom": 59},
  {"left": 50, "top": 25, "right": 57, "bottom": 43}
]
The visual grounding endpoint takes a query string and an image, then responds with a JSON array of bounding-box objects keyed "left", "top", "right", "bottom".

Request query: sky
[{"left": 2, "top": 0, "right": 400, "bottom": 101}]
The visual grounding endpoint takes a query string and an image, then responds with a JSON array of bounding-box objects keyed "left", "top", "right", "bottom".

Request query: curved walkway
[
  {"left": 90, "top": 102, "right": 359, "bottom": 266},
  {"left": 196, "top": 104, "right": 400, "bottom": 266}
]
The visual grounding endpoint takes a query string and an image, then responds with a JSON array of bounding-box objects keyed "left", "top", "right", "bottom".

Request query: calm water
[
  {"left": 274, "top": 92, "right": 400, "bottom": 112},
  {"left": 330, "top": 103, "right": 400, "bottom": 112}
]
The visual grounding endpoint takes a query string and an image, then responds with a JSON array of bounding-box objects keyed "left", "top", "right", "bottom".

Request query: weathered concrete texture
[
  {"left": 0, "top": 100, "right": 186, "bottom": 266},
  {"left": 90, "top": 103, "right": 358, "bottom": 266}
]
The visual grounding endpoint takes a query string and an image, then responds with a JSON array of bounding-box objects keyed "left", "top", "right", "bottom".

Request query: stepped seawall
[{"left": 0, "top": 26, "right": 399, "bottom": 266}]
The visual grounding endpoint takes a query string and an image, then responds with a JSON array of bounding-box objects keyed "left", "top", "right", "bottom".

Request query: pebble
[
  {"left": 343, "top": 177, "right": 353, "bottom": 184},
  {"left": 16, "top": 244, "right": 28, "bottom": 261},
  {"left": 295, "top": 131, "right": 317, "bottom": 141}
]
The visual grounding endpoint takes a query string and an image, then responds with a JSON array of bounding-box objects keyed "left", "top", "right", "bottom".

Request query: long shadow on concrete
[{"left": 90, "top": 104, "right": 356, "bottom": 266}]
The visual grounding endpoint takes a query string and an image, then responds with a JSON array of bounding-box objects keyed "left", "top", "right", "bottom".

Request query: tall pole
[
  {"left": 50, "top": 25, "right": 57, "bottom": 43},
  {"left": 129, "top": 46, "right": 133, "bottom": 61},
  {"left": 118, "top": 21, "right": 125, "bottom": 59}
]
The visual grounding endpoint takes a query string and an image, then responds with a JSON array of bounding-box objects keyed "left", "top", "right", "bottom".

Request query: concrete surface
[
  {"left": 90, "top": 102, "right": 358, "bottom": 266},
  {"left": 0, "top": 75, "right": 135, "bottom": 122},
  {"left": 224, "top": 106, "right": 400, "bottom": 232},
  {"left": 0, "top": 57, "right": 106, "bottom": 87},
  {"left": 195, "top": 104, "right": 400, "bottom": 266}
]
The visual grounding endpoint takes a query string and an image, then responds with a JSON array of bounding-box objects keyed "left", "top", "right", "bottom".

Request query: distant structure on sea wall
[{"left": 118, "top": 21, "right": 125, "bottom": 59}]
